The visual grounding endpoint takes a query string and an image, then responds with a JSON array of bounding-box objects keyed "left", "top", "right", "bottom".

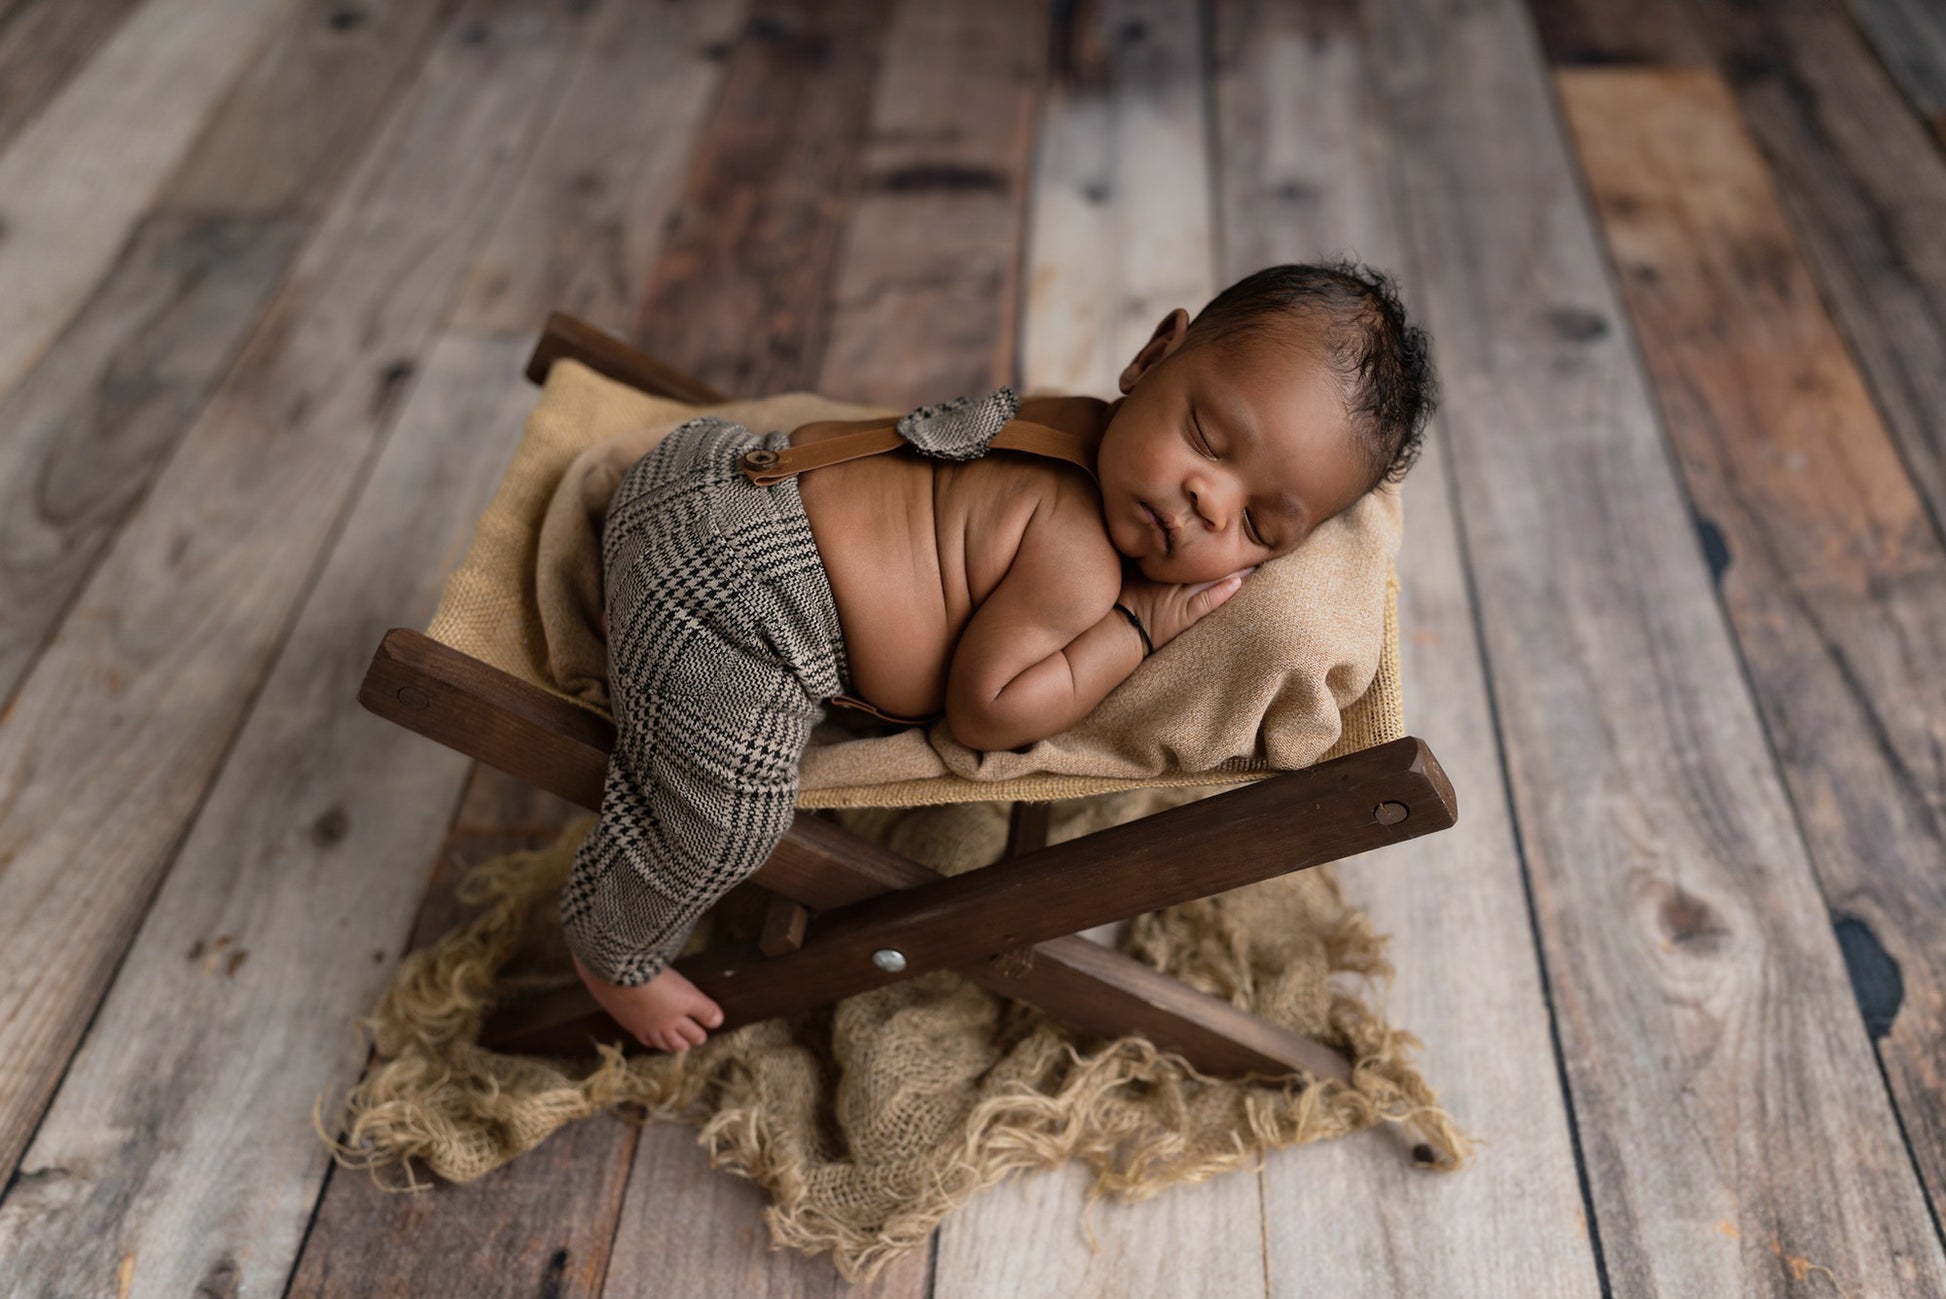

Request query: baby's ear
[{"left": 1117, "top": 308, "right": 1191, "bottom": 393}]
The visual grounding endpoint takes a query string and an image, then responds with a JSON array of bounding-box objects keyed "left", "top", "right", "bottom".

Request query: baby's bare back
[{"left": 791, "top": 418, "right": 1117, "bottom": 722}]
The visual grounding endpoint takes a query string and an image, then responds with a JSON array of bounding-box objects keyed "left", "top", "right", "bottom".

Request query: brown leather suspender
[{"left": 736, "top": 417, "right": 1098, "bottom": 486}]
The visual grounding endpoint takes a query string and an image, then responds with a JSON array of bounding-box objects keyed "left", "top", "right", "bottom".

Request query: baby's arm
[{"left": 944, "top": 482, "right": 1243, "bottom": 751}]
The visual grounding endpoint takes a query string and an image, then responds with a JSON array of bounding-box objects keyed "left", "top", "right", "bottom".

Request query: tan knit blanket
[{"left": 426, "top": 359, "right": 1404, "bottom": 807}]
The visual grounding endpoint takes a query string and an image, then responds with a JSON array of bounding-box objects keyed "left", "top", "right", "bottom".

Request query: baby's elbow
[{"left": 943, "top": 695, "right": 1034, "bottom": 755}]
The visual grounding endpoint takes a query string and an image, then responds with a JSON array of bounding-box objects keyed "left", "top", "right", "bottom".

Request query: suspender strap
[{"left": 737, "top": 418, "right": 1097, "bottom": 486}]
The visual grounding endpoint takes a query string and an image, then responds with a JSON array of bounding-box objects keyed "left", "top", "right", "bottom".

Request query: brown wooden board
[
  {"left": 814, "top": 0, "right": 1046, "bottom": 407},
  {"left": 0, "top": 337, "right": 533, "bottom": 1296},
  {"left": 1362, "top": 0, "right": 1946, "bottom": 1292},
  {"left": 0, "top": 213, "right": 304, "bottom": 704},
  {"left": 0, "top": 0, "right": 596, "bottom": 1189},
  {"left": 628, "top": 0, "right": 890, "bottom": 395},
  {"left": 1206, "top": 0, "right": 1605, "bottom": 1289},
  {"left": 0, "top": 0, "right": 144, "bottom": 157},
  {"left": 450, "top": 0, "right": 749, "bottom": 335},
  {"left": 1660, "top": 0, "right": 1946, "bottom": 545},
  {"left": 1525, "top": 0, "right": 1711, "bottom": 65},
  {"left": 1560, "top": 60, "right": 1946, "bottom": 1251}
]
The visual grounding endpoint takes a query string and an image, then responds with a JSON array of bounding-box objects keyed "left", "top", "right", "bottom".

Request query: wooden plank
[
  {"left": 814, "top": 0, "right": 1046, "bottom": 406},
  {"left": 1840, "top": 0, "right": 1946, "bottom": 130},
  {"left": 0, "top": 0, "right": 593, "bottom": 1187},
  {"left": 1360, "top": 0, "right": 1946, "bottom": 1293},
  {"left": 604, "top": 1120, "right": 932, "bottom": 1297},
  {"left": 1559, "top": 59, "right": 1946, "bottom": 1248},
  {"left": 0, "top": 0, "right": 298, "bottom": 406},
  {"left": 0, "top": 335, "right": 530, "bottom": 1297},
  {"left": 1524, "top": 0, "right": 1711, "bottom": 65},
  {"left": 0, "top": 213, "right": 305, "bottom": 704},
  {"left": 1672, "top": 0, "right": 1946, "bottom": 544},
  {"left": 449, "top": 0, "right": 748, "bottom": 335},
  {"left": 156, "top": 0, "right": 459, "bottom": 216},
  {"left": 288, "top": 765, "right": 638, "bottom": 1299},
  {"left": 1207, "top": 2, "right": 1603, "bottom": 1292},
  {"left": 0, "top": 0, "right": 145, "bottom": 157},
  {"left": 628, "top": 0, "right": 890, "bottom": 395},
  {"left": 933, "top": 1, "right": 1256, "bottom": 1292}
]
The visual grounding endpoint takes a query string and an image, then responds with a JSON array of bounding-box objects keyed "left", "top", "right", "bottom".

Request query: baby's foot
[{"left": 573, "top": 955, "right": 725, "bottom": 1052}]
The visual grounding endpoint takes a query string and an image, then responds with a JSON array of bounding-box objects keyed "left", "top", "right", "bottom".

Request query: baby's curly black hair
[{"left": 1183, "top": 261, "right": 1437, "bottom": 488}]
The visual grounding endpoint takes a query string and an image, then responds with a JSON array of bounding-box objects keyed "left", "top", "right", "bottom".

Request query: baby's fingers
[{"left": 1188, "top": 573, "right": 1246, "bottom": 617}]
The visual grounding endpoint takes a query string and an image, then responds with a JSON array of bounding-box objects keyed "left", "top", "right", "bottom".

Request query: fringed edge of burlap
[{"left": 317, "top": 829, "right": 1475, "bottom": 1284}]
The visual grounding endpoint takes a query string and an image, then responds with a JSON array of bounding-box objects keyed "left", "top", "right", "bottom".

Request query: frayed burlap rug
[{"left": 322, "top": 785, "right": 1471, "bottom": 1282}]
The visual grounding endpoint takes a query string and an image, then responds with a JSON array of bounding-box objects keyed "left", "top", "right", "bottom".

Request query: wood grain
[
  {"left": 1362, "top": 0, "right": 1946, "bottom": 1292},
  {"left": 450, "top": 0, "right": 748, "bottom": 334},
  {"left": 0, "top": 213, "right": 304, "bottom": 704},
  {"left": 288, "top": 765, "right": 635, "bottom": 1299},
  {"left": 157, "top": 0, "right": 460, "bottom": 216},
  {"left": 0, "top": 336, "right": 530, "bottom": 1298},
  {"left": 1673, "top": 0, "right": 1946, "bottom": 545},
  {"left": 0, "top": 0, "right": 297, "bottom": 406},
  {"left": 1524, "top": 0, "right": 1711, "bottom": 65},
  {"left": 629, "top": 0, "right": 889, "bottom": 395},
  {"left": 814, "top": 0, "right": 1046, "bottom": 406},
  {"left": 0, "top": 0, "right": 594, "bottom": 1187},
  {"left": 1207, "top": 1, "right": 1603, "bottom": 1291},
  {"left": 1840, "top": 0, "right": 1946, "bottom": 130},
  {"left": 0, "top": 0, "right": 145, "bottom": 157},
  {"left": 1560, "top": 60, "right": 1946, "bottom": 1252}
]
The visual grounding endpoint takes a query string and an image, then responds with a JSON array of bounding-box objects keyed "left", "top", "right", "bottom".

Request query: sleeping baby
[{"left": 563, "top": 261, "right": 1437, "bottom": 1053}]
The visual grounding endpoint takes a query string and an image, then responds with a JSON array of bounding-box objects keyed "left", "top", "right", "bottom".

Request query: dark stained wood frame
[{"left": 358, "top": 314, "right": 1459, "bottom": 1156}]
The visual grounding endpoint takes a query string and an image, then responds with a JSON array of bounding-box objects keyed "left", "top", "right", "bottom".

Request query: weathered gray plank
[
  {"left": 1669, "top": 0, "right": 1946, "bottom": 544},
  {"left": 1362, "top": 0, "right": 1946, "bottom": 1293},
  {"left": 1560, "top": 60, "right": 1946, "bottom": 1253},
  {"left": 0, "top": 0, "right": 298, "bottom": 405},
  {"left": 1524, "top": 0, "right": 1712, "bottom": 65},
  {"left": 0, "top": 0, "right": 594, "bottom": 1186},
  {"left": 0, "top": 214, "right": 304, "bottom": 704},
  {"left": 0, "top": 0, "right": 145, "bottom": 157},
  {"left": 0, "top": 334, "right": 528, "bottom": 1299},
  {"left": 449, "top": 0, "right": 747, "bottom": 335},
  {"left": 933, "top": 3, "right": 1261, "bottom": 1294},
  {"left": 1840, "top": 0, "right": 1946, "bottom": 137},
  {"left": 1207, "top": 3, "right": 1602, "bottom": 1291},
  {"left": 290, "top": 766, "right": 638, "bottom": 1299},
  {"left": 156, "top": 0, "right": 459, "bottom": 216}
]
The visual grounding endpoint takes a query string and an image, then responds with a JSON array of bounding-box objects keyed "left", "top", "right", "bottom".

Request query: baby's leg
[{"left": 561, "top": 599, "right": 821, "bottom": 1053}]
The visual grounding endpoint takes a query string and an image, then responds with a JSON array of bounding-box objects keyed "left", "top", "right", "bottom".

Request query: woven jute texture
[{"left": 325, "top": 785, "right": 1472, "bottom": 1282}]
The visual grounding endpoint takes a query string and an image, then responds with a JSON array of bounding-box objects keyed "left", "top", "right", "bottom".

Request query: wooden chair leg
[{"left": 523, "top": 311, "right": 730, "bottom": 404}]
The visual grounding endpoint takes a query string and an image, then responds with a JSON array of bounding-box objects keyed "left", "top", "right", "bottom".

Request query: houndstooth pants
[
  {"left": 559, "top": 389, "right": 1020, "bottom": 987},
  {"left": 559, "top": 417, "right": 852, "bottom": 987}
]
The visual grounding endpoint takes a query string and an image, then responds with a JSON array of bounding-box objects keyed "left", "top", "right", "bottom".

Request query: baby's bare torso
[{"left": 790, "top": 397, "right": 1114, "bottom": 720}]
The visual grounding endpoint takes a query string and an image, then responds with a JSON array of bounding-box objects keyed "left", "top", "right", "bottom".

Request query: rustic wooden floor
[{"left": 1, "top": 0, "right": 1943, "bottom": 1293}]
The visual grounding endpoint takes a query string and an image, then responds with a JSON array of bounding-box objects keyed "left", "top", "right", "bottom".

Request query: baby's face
[{"left": 1096, "top": 327, "right": 1375, "bottom": 584}]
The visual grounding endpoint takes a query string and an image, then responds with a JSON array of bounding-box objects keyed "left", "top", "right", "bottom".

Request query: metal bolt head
[
  {"left": 871, "top": 948, "right": 907, "bottom": 973},
  {"left": 1374, "top": 801, "right": 1409, "bottom": 826}
]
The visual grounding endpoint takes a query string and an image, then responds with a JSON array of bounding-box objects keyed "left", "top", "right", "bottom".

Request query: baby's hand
[
  {"left": 1117, "top": 566, "right": 1254, "bottom": 652},
  {"left": 573, "top": 954, "right": 724, "bottom": 1052}
]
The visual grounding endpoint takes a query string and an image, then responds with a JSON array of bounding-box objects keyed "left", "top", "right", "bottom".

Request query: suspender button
[{"left": 740, "top": 448, "right": 780, "bottom": 469}]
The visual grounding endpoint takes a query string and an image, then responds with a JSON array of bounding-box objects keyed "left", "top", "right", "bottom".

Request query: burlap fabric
[{"left": 327, "top": 788, "right": 1472, "bottom": 1281}]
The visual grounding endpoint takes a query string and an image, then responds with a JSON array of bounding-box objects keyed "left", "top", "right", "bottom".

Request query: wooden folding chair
[{"left": 359, "top": 314, "right": 1458, "bottom": 1156}]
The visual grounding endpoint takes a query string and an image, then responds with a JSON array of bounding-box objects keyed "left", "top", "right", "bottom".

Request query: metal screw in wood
[
  {"left": 872, "top": 948, "right": 907, "bottom": 973},
  {"left": 1373, "top": 801, "right": 1409, "bottom": 826}
]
